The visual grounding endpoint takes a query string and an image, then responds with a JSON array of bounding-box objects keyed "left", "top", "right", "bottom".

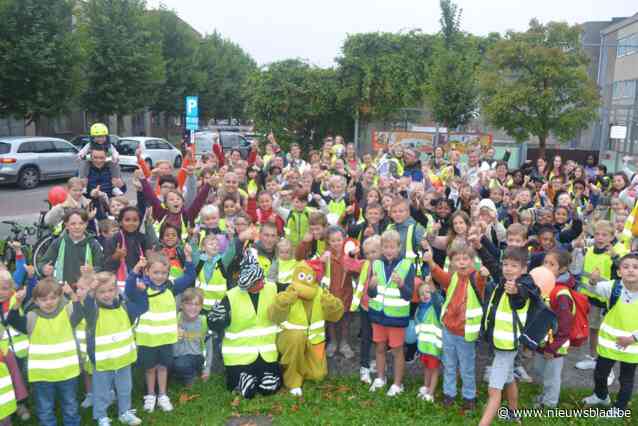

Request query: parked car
[
  {"left": 0, "top": 137, "right": 80, "bottom": 189},
  {"left": 114, "top": 137, "right": 182, "bottom": 170},
  {"left": 194, "top": 131, "right": 252, "bottom": 159},
  {"left": 69, "top": 134, "right": 120, "bottom": 149}
]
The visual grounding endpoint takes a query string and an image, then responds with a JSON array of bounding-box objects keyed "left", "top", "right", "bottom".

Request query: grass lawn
[{"left": 20, "top": 374, "right": 637, "bottom": 425}]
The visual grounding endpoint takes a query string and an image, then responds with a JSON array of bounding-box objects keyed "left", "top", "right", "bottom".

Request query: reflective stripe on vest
[
  {"left": 285, "top": 209, "right": 310, "bottom": 247},
  {"left": 597, "top": 291, "right": 638, "bottom": 363},
  {"left": 95, "top": 306, "right": 137, "bottom": 371},
  {"left": 0, "top": 362, "right": 16, "bottom": 419},
  {"left": 351, "top": 260, "right": 370, "bottom": 312},
  {"left": 579, "top": 248, "right": 613, "bottom": 303},
  {"left": 440, "top": 273, "right": 483, "bottom": 342},
  {"left": 326, "top": 199, "right": 347, "bottom": 226},
  {"left": 541, "top": 288, "right": 573, "bottom": 355},
  {"left": 28, "top": 307, "right": 80, "bottom": 382},
  {"left": 0, "top": 326, "right": 29, "bottom": 359},
  {"left": 368, "top": 259, "right": 411, "bottom": 318},
  {"left": 416, "top": 306, "right": 442, "bottom": 358},
  {"left": 277, "top": 259, "right": 297, "bottom": 285},
  {"left": 222, "top": 282, "right": 278, "bottom": 366},
  {"left": 281, "top": 287, "right": 326, "bottom": 344},
  {"left": 135, "top": 289, "right": 178, "bottom": 347},
  {"left": 197, "top": 265, "right": 227, "bottom": 309},
  {"left": 485, "top": 290, "right": 529, "bottom": 351}
]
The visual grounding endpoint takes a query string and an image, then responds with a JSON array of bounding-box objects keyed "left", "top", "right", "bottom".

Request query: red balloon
[{"left": 48, "top": 186, "right": 67, "bottom": 206}]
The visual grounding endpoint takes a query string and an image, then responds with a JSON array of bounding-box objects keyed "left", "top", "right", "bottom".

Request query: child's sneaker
[
  {"left": 157, "top": 394, "right": 173, "bottom": 412},
  {"left": 417, "top": 386, "right": 433, "bottom": 402},
  {"left": 339, "top": 342, "right": 355, "bottom": 359},
  {"left": 289, "top": 387, "right": 303, "bottom": 397},
  {"left": 369, "top": 360, "right": 377, "bottom": 374},
  {"left": 16, "top": 404, "right": 30, "bottom": 421},
  {"left": 369, "top": 378, "right": 386, "bottom": 392},
  {"left": 81, "top": 393, "right": 93, "bottom": 409},
  {"left": 97, "top": 417, "right": 111, "bottom": 426},
  {"left": 386, "top": 384, "right": 404, "bottom": 397},
  {"left": 513, "top": 366, "right": 532, "bottom": 383},
  {"left": 359, "top": 367, "right": 372, "bottom": 384},
  {"left": 575, "top": 355, "right": 596, "bottom": 370},
  {"left": 143, "top": 394, "right": 156, "bottom": 412},
  {"left": 118, "top": 409, "right": 142, "bottom": 425},
  {"left": 582, "top": 393, "right": 611, "bottom": 406},
  {"left": 326, "top": 342, "right": 337, "bottom": 358}
]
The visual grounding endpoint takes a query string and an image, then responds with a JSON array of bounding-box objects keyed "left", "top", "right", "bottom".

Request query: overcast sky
[{"left": 147, "top": 0, "right": 636, "bottom": 67}]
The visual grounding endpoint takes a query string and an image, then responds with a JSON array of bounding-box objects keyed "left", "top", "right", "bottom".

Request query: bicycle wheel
[{"left": 32, "top": 235, "right": 55, "bottom": 276}]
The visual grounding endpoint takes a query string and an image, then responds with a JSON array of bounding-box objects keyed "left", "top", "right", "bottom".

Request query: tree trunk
[{"left": 538, "top": 135, "right": 546, "bottom": 160}]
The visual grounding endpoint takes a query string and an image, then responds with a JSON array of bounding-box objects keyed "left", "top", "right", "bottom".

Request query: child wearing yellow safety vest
[
  {"left": 7, "top": 278, "right": 85, "bottom": 426},
  {"left": 580, "top": 253, "right": 638, "bottom": 411},
  {"left": 414, "top": 279, "right": 444, "bottom": 402},
  {"left": 194, "top": 234, "right": 238, "bottom": 311},
  {"left": 268, "top": 239, "right": 298, "bottom": 293},
  {"left": 478, "top": 247, "right": 536, "bottom": 426},
  {"left": 125, "top": 246, "right": 196, "bottom": 414},
  {"left": 0, "top": 269, "right": 30, "bottom": 422},
  {"left": 367, "top": 230, "right": 415, "bottom": 397},
  {"left": 536, "top": 249, "right": 577, "bottom": 408},
  {"left": 82, "top": 272, "right": 143, "bottom": 426},
  {"left": 425, "top": 241, "right": 486, "bottom": 410},
  {"left": 348, "top": 235, "right": 381, "bottom": 385},
  {"left": 573, "top": 220, "right": 619, "bottom": 373}
]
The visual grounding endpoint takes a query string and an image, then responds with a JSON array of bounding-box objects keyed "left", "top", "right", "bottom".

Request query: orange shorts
[
  {"left": 420, "top": 354, "right": 440, "bottom": 369},
  {"left": 372, "top": 324, "right": 406, "bottom": 349}
]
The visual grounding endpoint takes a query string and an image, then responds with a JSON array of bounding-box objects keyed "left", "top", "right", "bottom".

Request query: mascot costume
[
  {"left": 268, "top": 262, "right": 344, "bottom": 396},
  {"left": 207, "top": 253, "right": 282, "bottom": 398}
]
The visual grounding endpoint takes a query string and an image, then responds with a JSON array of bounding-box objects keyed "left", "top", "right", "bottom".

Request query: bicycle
[
  {"left": 31, "top": 199, "right": 57, "bottom": 276},
  {"left": 0, "top": 221, "right": 37, "bottom": 271}
]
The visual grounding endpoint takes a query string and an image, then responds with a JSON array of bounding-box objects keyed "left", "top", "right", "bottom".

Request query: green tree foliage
[
  {"left": 337, "top": 31, "right": 435, "bottom": 120},
  {"left": 479, "top": 20, "right": 600, "bottom": 157},
  {"left": 197, "top": 32, "right": 256, "bottom": 122},
  {"left": 81, "top": 0, "right": 165, "bottom": 118},
  {"left": 0, "top": 0, "right": 81, "bottom": 127},
  {"left": 150, "top": 7, "right": 204, "bottom": 117},
  {"left": 425, "top": 0, "right": 479, "bottom": 130},
  {"left": 246, "top": 59, "right": 351, "bottom": 149}
]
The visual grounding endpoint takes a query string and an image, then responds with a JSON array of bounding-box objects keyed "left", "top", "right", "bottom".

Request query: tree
[
  {"left": 479, "top": 20, "right": 600, "bottom": 158},
  {"left": 81, "top": 0, "right": 165, "bottom": 122},
  {"left": 425, "top": 0, "right": 479, "bottom": 130},
  {"left": 0, "top": 0, "right": 81, "bottom": 130},
  {"left": 337, "top": 31, "right": 435, "bottom": 121},
  {"left": 246, "top": 59, "right": 351, "bottom": 149},
  {"left": 150, "top": 7, "right": 204, "bottom": 119},
  {"left": 197, "top": 32, "right": 256, "bottom": 122}
]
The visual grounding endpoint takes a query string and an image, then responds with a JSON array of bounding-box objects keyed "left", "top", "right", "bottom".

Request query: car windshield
[
  {"left": 0, "top": 142, "right": 10, "bottom": 155},
  {"left": 116, "top": 139, "right": 139, "bottom": 156},
  {"left": 195, "top": 133, "right": 214, "bottom": 156}
]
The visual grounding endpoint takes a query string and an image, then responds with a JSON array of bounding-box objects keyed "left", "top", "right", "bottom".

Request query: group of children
[{"left": 1, "top": 125, "right": 637, "bottom": 425}]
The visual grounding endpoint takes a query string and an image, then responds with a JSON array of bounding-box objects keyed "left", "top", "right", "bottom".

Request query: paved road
[{"left": 0, "top": 172, "right": 136, "bottom": 236}]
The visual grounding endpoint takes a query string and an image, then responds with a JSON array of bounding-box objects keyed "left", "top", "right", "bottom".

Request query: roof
[
  {"left": 601, "top": 13, "right": 638, "bottom": 36},
  {"left": 0, "top": 136, "right": 69, "bottom": 143},
  {"left": 119, "top": 137, "right": 167, "bottom": 142}
]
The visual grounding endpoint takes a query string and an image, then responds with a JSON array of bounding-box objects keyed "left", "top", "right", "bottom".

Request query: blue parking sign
[{"left": 185, "top": 96, "right": 198, "bottom": 130}]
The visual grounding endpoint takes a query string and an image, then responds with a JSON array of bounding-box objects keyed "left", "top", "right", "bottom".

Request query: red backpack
[{"left": 549, "top": 284, "right": 590, "bottom": 347}]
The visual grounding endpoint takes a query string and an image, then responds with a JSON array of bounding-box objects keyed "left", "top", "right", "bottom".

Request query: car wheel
[
  {"left": 145, "top": 158, "right": 153, "bottom": 169},
  {"left": 173, "top": 155, "right": 182, "bottom": 168},
  {"left": 18, "top": 166, "right": 40, "bottom": 189}
]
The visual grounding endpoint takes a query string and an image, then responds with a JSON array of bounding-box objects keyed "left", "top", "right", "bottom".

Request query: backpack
[
  {"left": 608, "top": 279, "right": 624, "bottom": 312},
  {"left": 516, "top": 292, "right": 558, "bottom": 351},
  {"left": 549, "top": 284, "right": 589, "bottom": 347}
]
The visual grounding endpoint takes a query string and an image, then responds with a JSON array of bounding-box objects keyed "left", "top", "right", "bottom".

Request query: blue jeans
[
  {"left": 33, "top": 377, "right": 80, "bottom": 426},
  {"left": 92, "top": 365, "right": 133, "bottom": 420},
  {"left": 442, "top": 326, "right": 477, "bottom": 400},
  {"left": 173, "top": 354, "right": 204, "bottom": 385}
]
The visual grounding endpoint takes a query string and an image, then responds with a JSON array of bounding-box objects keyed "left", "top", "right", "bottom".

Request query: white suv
[{"left": 115, "top": 137, "right": 182, "bottom": 170}]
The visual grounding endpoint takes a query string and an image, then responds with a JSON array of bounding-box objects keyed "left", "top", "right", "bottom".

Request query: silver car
[
  {"left": 115, "top": 137, "right": 182, "bottom": 170},
  {"left": 0, "top": 137, "right": 80, "bottom": 189}
]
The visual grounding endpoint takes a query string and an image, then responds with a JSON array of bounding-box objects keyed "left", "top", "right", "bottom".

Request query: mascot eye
[
  {"left": 306, "top": 274, "right": 313, "bottom": 282},
  {"left": 298, "top": 272, "right": 306, "bottom": 281}
]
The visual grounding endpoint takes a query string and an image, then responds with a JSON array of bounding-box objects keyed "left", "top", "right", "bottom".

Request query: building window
[
  {"left": 612, "top": 80, "right": 637, "bottom": 100},
  {"left": 617, "top": 33, "right": 638, "bottom": 57}
]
